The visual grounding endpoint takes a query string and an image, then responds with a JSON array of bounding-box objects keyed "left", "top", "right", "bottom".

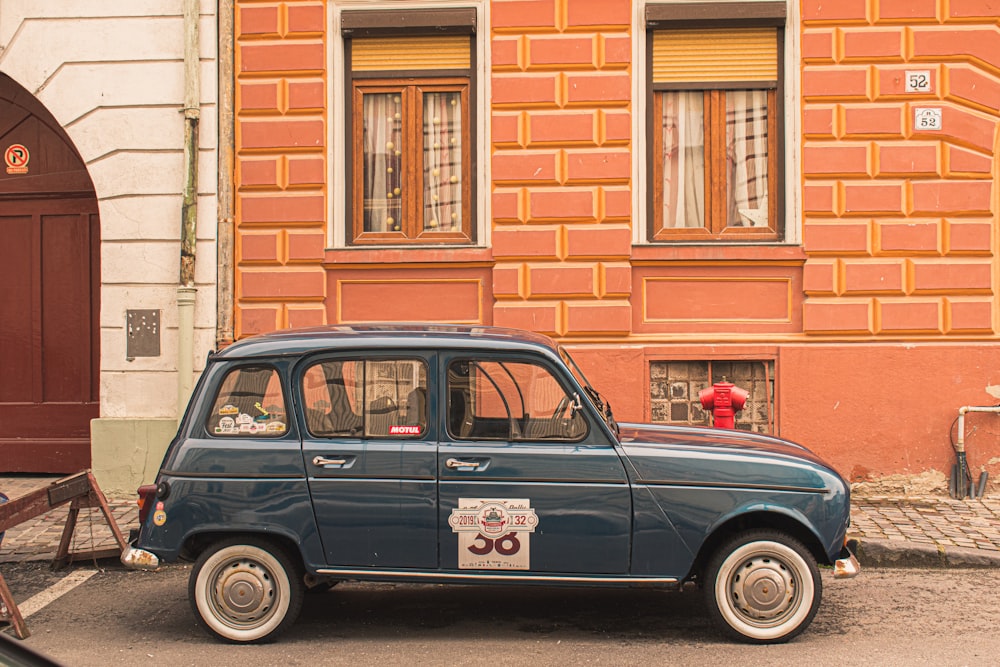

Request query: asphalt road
[{"left": 3, "top": 561, "right": 999, "bottom": 666}]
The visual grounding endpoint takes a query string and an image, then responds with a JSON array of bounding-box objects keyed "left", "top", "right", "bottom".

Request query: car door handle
[
  {"left": 313, "top": 456, "right": 348, "bottom": 467},
  {"left": 446, "top": 458, "right": 481, "bottom": 469}
]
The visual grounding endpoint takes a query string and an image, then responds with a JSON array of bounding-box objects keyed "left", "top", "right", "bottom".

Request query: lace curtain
[{"left": 422, "top": 92, "right": 463, "bottom": 231}]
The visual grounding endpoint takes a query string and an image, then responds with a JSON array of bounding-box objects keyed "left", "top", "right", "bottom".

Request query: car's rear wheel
[
  {"left": 189, "top": 537, "right": 304, "bottom": 643},
  {"left": 704, "top": 530, "right": 821, "bottom": 644}
]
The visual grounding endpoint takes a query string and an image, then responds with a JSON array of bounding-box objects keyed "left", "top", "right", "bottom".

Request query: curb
[{"left": 853, "top": 537, "right": 1000, "bottom": 569}]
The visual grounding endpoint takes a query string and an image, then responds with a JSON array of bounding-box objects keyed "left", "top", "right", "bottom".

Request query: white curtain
[
  {"left": 661, "top": 91, "right": 705, "bottom": 229},
  {"left": 362, "top": 93, "right": 401, "bottom": 232}
]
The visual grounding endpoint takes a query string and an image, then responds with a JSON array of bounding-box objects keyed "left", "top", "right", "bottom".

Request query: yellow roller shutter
[
  {"left": 652, "top": 28, "right": 777, "bottom": 84},
  {"left": 352, "top": 35, "right": 470, "bottom": 71}
]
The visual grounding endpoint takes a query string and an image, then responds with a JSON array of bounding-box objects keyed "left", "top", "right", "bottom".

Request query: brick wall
[
  {"left": 801, "top": 0, "right": 998, "bottom": 336},
  {"left": 490, "top": 0, "right": 633, "bottom": 336},
  {"left": 235, "top": 1, "right": 328, "bottom": 337}
]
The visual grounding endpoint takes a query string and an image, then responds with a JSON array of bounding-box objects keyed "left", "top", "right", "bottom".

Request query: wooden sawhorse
[{"left": 0, "top": 471, "right": 128, "bottom": 639}]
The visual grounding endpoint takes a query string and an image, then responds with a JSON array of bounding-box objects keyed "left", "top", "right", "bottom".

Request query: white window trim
[
  {"left": 329, "top": 0, "right": 490, "bottom": 249},
  {"left": 633, "top": 0, "right": 801, "bottom": 246}
]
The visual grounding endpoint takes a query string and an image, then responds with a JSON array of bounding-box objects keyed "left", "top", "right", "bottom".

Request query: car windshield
[{"left": 558, "top": 347, "right": 619, "bottom": 438}]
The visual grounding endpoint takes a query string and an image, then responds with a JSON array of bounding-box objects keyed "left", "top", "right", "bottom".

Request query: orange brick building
[{"left": 228, "top": 0, "right": 999, "bottom": 487}]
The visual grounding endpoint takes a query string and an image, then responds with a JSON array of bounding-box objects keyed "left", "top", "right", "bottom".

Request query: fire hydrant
[{"left": 698, "top": 377, "right": 749, "bottom": 429}]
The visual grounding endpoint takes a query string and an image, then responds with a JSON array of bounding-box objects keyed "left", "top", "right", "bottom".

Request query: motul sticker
[
  {"left": 449, "top": 498, "right": 538, "bottom": 570},
  {"left": 4, "top": 144, "right": 29, "bottom": 174},
  {"left": 389, "top": 425, "right": 421, "bottom": 435}
]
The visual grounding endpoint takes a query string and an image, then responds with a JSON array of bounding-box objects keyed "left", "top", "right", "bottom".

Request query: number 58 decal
[
  {"left": 449, "top": 499, "right": 538, "bottom": 570},
  {"left": 468, "top": 532, "right": 521, "bottom": 556}
]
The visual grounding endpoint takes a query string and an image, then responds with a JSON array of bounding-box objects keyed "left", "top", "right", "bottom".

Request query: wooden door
[{"left": 1, "top": 73, "right": 100, "bottom": 472}]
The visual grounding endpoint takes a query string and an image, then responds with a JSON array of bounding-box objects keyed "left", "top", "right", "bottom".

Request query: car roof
[{"left": 213, "top": 323, "right": 561, "bottom": 360}]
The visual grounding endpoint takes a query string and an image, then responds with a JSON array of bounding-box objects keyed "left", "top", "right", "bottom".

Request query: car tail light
[{"left": 136, "top": 484, "right": 158, "bottom": 525}]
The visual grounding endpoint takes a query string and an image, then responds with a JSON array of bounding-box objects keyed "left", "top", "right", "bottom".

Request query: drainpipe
[
  {"left": 178, "top": 0, "right": 201, "bottom": 422},
  {"left": 217, "top": 0, "right": 235, "bottom": 349}
]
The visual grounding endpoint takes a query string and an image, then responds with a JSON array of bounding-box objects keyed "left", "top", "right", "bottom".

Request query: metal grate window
[{"left": 650, "top": 360, "right": 775, "bottom": 433}]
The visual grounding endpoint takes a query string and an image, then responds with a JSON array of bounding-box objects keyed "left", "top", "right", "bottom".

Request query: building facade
[
  {"left": 0, "top": 1, "right": 219, "bottom": 491},
  {"left": 230, "top": 0, "right": 999, "bottom": 490},
  {"left": 0, "top": 0, "right": 997, "bottom": 495}
]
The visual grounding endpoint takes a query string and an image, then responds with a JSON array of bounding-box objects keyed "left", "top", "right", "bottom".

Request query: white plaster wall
[{"left": 0, "top": 1, "right": 219, "bottom": 419}]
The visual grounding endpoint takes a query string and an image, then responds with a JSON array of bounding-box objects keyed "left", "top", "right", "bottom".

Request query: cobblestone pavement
[{"left": 3, "top": 475, "right": 1000, "bottom": 567}]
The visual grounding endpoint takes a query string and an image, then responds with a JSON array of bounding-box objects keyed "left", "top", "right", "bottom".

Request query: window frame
[
  {"left": 648, "top": 357, "right": 777, "bottom": 433},
  {"left": 350, "top": 78, "right": 472, "bottom": 244},
  {"left": 645, "top": 2, "right": 786, "bottom": 243},
  {"left": 342, "top": 9, "right": 478, "bottom": 247}
]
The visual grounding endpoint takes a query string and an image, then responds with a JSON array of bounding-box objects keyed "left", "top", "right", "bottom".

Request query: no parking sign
[{"left": 4, "top": 143, "right": 29, "bottom": 174}]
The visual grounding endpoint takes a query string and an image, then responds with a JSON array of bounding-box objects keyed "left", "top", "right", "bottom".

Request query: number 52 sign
[
  {"left": 905, "top": 70, "right": 932, "bottom": 93},
  {"left": 914, "top": 108, "right": 942, "bottom": 131}
]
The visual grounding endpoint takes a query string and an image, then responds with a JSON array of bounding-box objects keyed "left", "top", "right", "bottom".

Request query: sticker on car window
[
  {"left": 389, "top": 425, "right": 422, "bottom": 436},
  {"left": 215, "top": 416, "right": 236, "bottom": 434},
  {"left": 448, "top": 499, "right": 538, "bottom": 570},
  {"left": 219, "top": 404, "right": 239, "bottom": 416}
]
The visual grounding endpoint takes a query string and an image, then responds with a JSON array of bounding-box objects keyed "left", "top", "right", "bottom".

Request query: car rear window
[{"left": 206, "top": 365, "right": 288, "bottom": 437}]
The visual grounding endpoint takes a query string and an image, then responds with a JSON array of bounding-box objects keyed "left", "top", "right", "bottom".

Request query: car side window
[
  {"left": 447, "top": 359, "right": 587, "bottom": 441},
  {"left": 206, "top": 366, "right": 288, "bottom": 437},
  {"left": 302, "top": 358, "right": 428, "bottom": 438}
]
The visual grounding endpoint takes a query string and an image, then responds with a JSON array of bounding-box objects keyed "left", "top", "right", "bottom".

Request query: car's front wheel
[
  {"left": 189, "top": 537, "right": 304, "bottom": 643},
  {"left": 704, "top": 530, "right": 821, "bottom": 644}
]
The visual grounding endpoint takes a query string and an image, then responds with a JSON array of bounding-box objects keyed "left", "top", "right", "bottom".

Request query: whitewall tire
[
  {"left": 189, "top": 538, "right": 304, "bottom": 643},
  {"left": 704, "top": 530, "right": 821, "bottom": 644}
]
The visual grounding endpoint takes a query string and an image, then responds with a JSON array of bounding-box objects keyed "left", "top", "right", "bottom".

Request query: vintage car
[{"left": 122, "top": 324, "right": 858, "bottom": 644}]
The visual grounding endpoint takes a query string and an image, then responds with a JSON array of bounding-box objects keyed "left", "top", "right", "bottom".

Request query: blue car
[{"left": 122, "top": 324, "right": 858, "bottom": 644}]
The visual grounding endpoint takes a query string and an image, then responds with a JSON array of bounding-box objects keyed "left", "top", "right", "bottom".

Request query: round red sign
[{"left": 4, "top": 143, "right": 29, "bottom": 173}]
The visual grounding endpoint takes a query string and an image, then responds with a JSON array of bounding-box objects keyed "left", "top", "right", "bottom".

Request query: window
[
  {"left": 207, "top": 366, "right": 288, "bottom": 437},
  {"left": 343, "top": 9, "right": 476, "bottom": 245},
  {"left": 447, "top": 359, "right": 587, "bottom": 441},
  {"left": 302, "top": 358, "right": 428, "bottom": 438},
  {"left": 649, "top": 360, "right": 775, "bottom": 433},
  {"left": 647, "top": 3, "right": 785, "bottom": 242}
]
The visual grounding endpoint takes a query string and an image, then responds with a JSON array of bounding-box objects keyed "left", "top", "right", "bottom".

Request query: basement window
[{"left": 649, "top": 359, "right": 775, "bottom": 433}]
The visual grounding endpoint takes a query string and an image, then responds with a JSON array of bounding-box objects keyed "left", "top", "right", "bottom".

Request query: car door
[
  {"left": 437, "top": 353, "right": 631, "bottom": 574},
  {"left": 299, "top": 352, "right": 437, "bottom": 568}
]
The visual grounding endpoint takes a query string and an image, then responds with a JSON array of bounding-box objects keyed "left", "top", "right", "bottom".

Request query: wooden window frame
[
  {"left": 343, "top": 10, "right": 477, "bottom": 246},
  {"left": 651, "top": 87, "right": 779, "bottom": 242},
  {"left": 350, "top": 78, "right": 472, "bottom": 245},
  {"left": 646, "top": 2, "right": 785, "bottom": 244}
]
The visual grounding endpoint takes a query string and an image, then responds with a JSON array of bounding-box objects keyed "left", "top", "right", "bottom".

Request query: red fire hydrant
[{"left": 698, "top": 378, "right": 749, "bottom": 429}]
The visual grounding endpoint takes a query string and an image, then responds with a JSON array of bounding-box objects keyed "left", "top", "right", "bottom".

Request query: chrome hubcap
[
  {"left": 212, "top": 560, "right": 276, "bottom": 626},
  {"left": 729, "top": 555, "right": 797, "bottom": 624}
]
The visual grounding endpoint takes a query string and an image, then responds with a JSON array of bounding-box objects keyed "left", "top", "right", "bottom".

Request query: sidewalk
[{"left": 2, "top": 475, "right": 1000, "bottom": 567}]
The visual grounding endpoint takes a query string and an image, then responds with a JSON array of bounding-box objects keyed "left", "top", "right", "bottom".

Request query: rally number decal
[{"left": 448, "top": 499, "right": 538, "bottom": 570}]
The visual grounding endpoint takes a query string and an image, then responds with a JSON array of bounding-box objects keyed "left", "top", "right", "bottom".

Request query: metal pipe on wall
[
  {"left": 217, "top": 0, "right": 235, "bottom": 349},
  {"left": 950, "top": 404, "right": 1000, "bottom": 499},
  {"left": 177, "top": 0, "right": 201, "bottom": 421}
]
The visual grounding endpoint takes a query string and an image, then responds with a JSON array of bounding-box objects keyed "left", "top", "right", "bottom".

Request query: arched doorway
[{"left": 0, "top": 73, "right": 100, "bottom": 473}]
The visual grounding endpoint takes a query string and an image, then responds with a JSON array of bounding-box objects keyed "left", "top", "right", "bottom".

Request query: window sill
[
  {"left": 631, "top": 243, "right": 806, "bottom": 264},
  {"left": 324, "top": 246, "right": 493, "bottom": 268}
]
